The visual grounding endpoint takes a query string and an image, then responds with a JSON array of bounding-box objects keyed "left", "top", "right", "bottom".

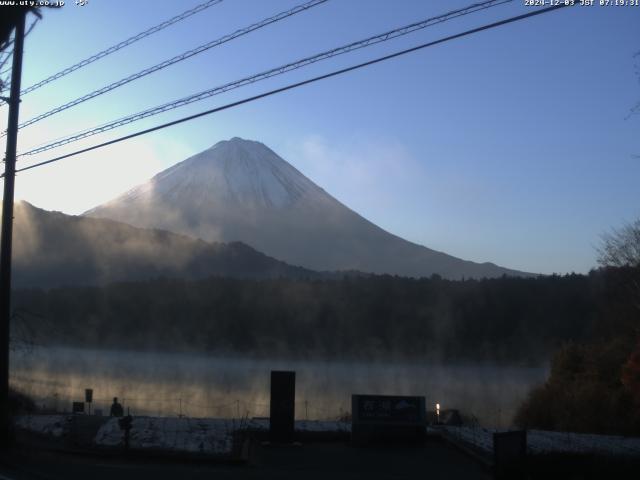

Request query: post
[
  {"left": 0, "top": 10, "right": 26, "bottom": 449},
  {"left": 269, "top": 371, "right": 295, "bottom": 443},
  {"left": 85, "top": 388, "right": 93, "bottom": 416}
]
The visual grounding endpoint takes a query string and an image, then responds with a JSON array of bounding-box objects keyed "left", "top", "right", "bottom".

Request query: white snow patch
[
  {"left": 148, "top": 137, "right": 323, "bottom": 210},
  {"left": 440, "top": 426, "right": 640, "bottom": 458},
  {"left": 95, "top": 417, "right": 235, "bottom": 455},
  {"left": 440, "top": 426, "right": 495, "bottom": 454},
  {"left": 14, "top": 414, "right": 69, "bottom": 438},
  {"left": 527, "top": 430, "right": 640, "bottom": 457},
  {"left": 17, "top": 413, "right": 351, "bottom": 456}
]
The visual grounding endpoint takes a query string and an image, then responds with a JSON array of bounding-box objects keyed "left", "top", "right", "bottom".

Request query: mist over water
[{"left": 11, "top": 346, "right": 547, "bottom": 428}]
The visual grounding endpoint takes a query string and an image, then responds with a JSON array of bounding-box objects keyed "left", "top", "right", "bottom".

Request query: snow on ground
[
  {"left": 16, "top": 415, "right": 640, "bottom": 459},
  {"left": 245, "top": 417, "right": 268, "bottom": 431},
  {"left": 527, "top": 430, "right": 640, "bottom": 457},
  {"left": 94, "top": 417, "right": 235, "bottom": 455},
  {"left": 441, "top": 426, "right": 640, "bottom": 458},
  {"left": 14, "top": 414, "right": 69, "bottom": 438},
  {"left": 439, "top": 426, "right": 495, "bottom": 454},
  {"left": 16, "top": 414, "right": 351, "bottom": 456}
]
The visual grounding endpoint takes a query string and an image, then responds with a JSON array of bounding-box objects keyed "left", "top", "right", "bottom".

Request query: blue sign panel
[{"left": 352, "top": 394, "right": 425, "bottom": 425}]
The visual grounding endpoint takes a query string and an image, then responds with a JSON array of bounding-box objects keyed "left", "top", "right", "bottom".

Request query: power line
[
  {"left": 9, "top": 0, "right": 225, "bottom": 100},
  {"left": 19, "top": 0, "right": 513, "bottom": 156},
  {"left": 12, "top": 0, "right": 329, "bottom": 133},
  {"left": 0, "top": 51, "right": 15, "bottom": 83},
  {"left": 0, "top": 69, "right": 11, "bottom": 94},
  {"left": 17, "top": 0, "right": 508, "bottom": 145},
  {"left": 10, "top": 3, "right": 572, "bottom": 176}
]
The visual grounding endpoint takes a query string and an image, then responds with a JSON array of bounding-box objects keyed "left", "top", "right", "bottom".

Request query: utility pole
[{"left": 0, "top": 10, "right": 26, "bottom": 448}]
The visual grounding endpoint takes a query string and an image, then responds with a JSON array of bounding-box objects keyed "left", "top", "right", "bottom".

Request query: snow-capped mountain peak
[
  {"left": 85, "top": 137, "right": 530, "bottom": 279},
  {"left": 146, "top": 137, "right": 319, "bottom": 209}
]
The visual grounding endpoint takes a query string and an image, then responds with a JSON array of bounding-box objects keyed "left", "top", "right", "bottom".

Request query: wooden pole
[{"left": 0, "top": 10, "right": 26, "bottom": 448}]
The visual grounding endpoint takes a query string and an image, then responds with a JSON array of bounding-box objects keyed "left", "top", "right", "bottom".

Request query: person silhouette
[{"left": 110, "top": 397, "right": 124, "bottom": 417}]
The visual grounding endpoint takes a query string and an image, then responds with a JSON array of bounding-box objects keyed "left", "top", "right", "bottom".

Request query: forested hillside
[{"left": 12, "top": 269, "right": 616, "bottom": 363}]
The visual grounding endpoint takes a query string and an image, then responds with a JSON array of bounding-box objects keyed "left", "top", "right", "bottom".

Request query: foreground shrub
[{"left": 515, "top": 340, "right": 640, "bottom": 435}]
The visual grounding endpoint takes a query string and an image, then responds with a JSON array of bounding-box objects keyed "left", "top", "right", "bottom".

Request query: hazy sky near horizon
[{"left": 1, "top": 0, "right": 639, "bottom": 275}]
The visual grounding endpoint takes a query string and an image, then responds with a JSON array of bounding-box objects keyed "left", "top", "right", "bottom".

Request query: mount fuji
[{"left": 85, "top": 137, "right": 530, "bottom": 279}]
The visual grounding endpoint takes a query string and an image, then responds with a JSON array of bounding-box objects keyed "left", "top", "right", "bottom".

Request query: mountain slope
[
  {"left": 85, "top": 137, "right": 531, "bottom": 279},
  {"left": 11, "top": 201, "right": 318, "bottom": 288}
]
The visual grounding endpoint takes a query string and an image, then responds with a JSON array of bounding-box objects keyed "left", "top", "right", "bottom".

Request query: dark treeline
[
  {"left": 516, "top": 265, "right": 640, "bottom": 434},
  {"left": 13, "top": 267, "right": 634, "bottom": 364}
]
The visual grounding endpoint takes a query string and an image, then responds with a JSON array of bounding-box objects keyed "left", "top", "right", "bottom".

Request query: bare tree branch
[{"left": 598, "top": 219, "right": 640, "bottom": 268}]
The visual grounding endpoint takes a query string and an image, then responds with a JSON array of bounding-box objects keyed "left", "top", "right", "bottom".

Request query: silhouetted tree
[
  {"left": 598, "top": 218, "right": 640, "bottom": 269},
  {"left": 622, "top": 340, "right": 640, "bottom": 407}
]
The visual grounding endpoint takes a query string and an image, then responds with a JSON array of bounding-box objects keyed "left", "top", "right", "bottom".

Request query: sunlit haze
[{"left": 2, "top": 0, "right": 639, "bottom": 274}]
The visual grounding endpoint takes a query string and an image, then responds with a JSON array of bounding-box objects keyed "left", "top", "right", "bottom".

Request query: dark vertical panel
[{"left": 270, "top": 370, "right": 295, "bottom": 443}]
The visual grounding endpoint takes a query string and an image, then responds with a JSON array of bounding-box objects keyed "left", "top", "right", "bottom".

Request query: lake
[{"left": 10, "top": 346, "right": 547, "bottom": 427}]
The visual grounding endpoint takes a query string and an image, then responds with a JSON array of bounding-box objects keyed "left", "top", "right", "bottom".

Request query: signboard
[
  {"left": 351, "top": 394, "right": 426, "bottom": 445},
  {"left": 72, "top": 401, "right": 85, "bottom": 414},
  {"left": 85, "top": 389, "right": 93, "bottom": 403},
  {"left": 352, "top": 395, "right": 425, "bottom": 424},
  {"left": 269, "top": 370, "right": 295, "bottom": 443}
]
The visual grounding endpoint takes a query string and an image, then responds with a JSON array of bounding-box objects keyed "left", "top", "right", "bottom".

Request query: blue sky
[{"left": 2, "top": 0, "right": 639, "bottom": 274}]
